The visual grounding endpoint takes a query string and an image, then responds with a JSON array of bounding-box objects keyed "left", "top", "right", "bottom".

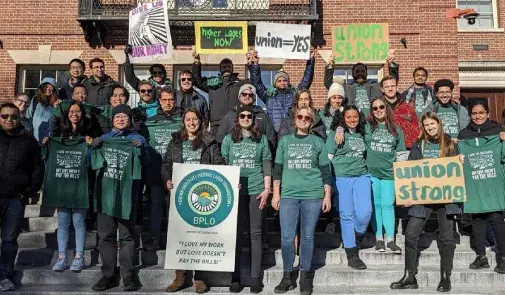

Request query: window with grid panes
[
  {"left": 18, "top": 67, "right": 69, "bottom": 99},
  {"left": 457, "top": 0, "right": 496, "bottom": 29},
  {"left": 332, "top": 67, "right": 379, "bottom": 85}
]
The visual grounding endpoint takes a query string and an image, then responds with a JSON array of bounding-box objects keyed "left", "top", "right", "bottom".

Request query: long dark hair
[
  {"left": 180, "top": 108, "right": 207, "bottom": 150},
  {"left": 331, "top": 105, "right": 366, "bottom": 136},
  {"left": 60, "top": 101, "right": 90, "bottom": 137},
  {"left": 367, "top": 97, "right": 399, "bottom": 137},
  {"left": 419, "top": 112, "right": 456, "bottom": 157},
  {"left": 290, "top": 89, "right": 315, "bottom": 127},
  {"left": 35, "top": 83, "right": 58, "bottom": 107},
  {"left": 231, "top": 115, "right": 261, "bottom": 143}
]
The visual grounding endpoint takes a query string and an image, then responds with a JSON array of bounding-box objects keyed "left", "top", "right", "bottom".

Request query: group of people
[{"left": 1, "top": 46, "right": 504, "bottom": 295}]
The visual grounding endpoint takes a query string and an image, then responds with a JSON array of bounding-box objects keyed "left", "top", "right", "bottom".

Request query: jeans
[
  {"left": 280, "top": 198, "right": 322, "bottom": 272},
  {"left": 370, "top": 177, "right": 395, "bottom": 239},
  {"left": 0, "top": 198, "right": 25, "bottom": 280},
  {"left": 148, "top": 184, "right": 167, "bottom": 241},
  {"left": 335, "top": 175, "right": 372, "bottom": 248},
  {"left": 233, "top": 194, "right": 264, "bottom": 279},
  {"left": 57, "top": 208, "right": 87, "bottom": 254},
  {"left": 404, "top": 205, "right": 455, "bottom": 273},
  {"left": 471, "top": 211, "right": 505, "bottom": 257}
]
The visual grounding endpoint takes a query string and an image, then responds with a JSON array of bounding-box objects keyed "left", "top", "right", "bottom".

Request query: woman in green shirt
[
  {"left": 271, "top": 107, "right": 332, "bottom": 295},
  {"left": 221, "top": 105, "right": 272, "bottom": 293}
]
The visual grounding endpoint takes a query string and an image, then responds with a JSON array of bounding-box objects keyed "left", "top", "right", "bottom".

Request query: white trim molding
[
  {"left": 318, "top": 50, "right": 386, "bottom": 66},
  {"left": 459, "top": 61, "right": 505, "bottom": 88},
  {"left": 7, "top": 46, "right": 83, "bottom": 65}
]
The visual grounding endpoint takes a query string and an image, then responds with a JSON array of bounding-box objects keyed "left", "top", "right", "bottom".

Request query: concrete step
[
  {"left": 22, "top": 217, "right": 58, "bottom": 232},
  {"left": 16, "top": 231, "right": 99, "bottom": 250},
  {"left": 23, "top": 205, "right": 57, "bottom": 218},
  {"left": 9, "top": 285, "right": 505, "bottom": 294},
  {"left": 11, "top": 265, "right": 505, "bottom": 286}
]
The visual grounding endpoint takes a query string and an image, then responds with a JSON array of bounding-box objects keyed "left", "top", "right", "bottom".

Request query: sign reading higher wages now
[
  {"left": 165, "top": 164, "right": 240, "bottom": 271},
  {"left": 332, "top": 23, "right": 389, "bottom": 63},
  {"left": 393, "top": 156, "right": 467, "bottom": 205},
  {"left": 255, "top": 22, "right": 311, "bottom": 60},
  {"left": 195, "top": 21, "right": 248, "bottom": 54}
]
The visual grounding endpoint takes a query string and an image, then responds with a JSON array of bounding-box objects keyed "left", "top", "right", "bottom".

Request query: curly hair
[
  {"left": 330, "top": 105, "right": 366, "bottom": 136},
  {"left": 367, "top": 97, "right": 399, "bottom": 137}
]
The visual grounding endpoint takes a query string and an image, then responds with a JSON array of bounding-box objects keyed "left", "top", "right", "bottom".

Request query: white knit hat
[{"left": 327, "top": 83, "right": 345, "bottom": 99}]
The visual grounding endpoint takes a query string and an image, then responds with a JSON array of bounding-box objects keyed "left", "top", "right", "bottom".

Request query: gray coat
[{"left": 427, "top": 101, "right": 470, "bottom": 132}]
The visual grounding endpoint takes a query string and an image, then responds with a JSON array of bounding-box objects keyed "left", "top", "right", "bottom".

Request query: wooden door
[{"left": 460, "top": 89, "right": 505, "bottom": 122}]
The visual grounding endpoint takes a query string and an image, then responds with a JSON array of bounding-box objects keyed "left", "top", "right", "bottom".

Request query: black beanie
[
  {"left": 112, "top": 104, "right": 132, "bottom": 118},
  {"left": 434, "top": 79, "right": 454, "bottom": 92}
]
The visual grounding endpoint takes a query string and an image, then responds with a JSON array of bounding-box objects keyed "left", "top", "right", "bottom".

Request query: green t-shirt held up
[
  {"left": 437, "top": 105, "right": 460, "bottom": 138},
  {"left": 275, "top": 134, "right": 330, "bottom": 199},
  {"left": 92, "top": 139, "right": 142, "bottom": 219},
  {"left": 221, "top": 135, "right": 271, "bottom": 195},
  {"left": 364, "top": 123, "right": 406, "bottom": 180},
  {"left": 325, "top": 131, "right": 367, "bottom": 177},
  {"left": 42, "top": 137, "right": 89, "bottom": 209},
  {"left": 459, "top": 135, "right": 505, "bottom": 214}
]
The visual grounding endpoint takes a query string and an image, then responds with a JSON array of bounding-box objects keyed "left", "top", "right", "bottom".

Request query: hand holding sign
[
  {"left": 192, "top": 51, "right": 201, "bottom": 64},
  {"left": 386, "top": 49, "right": 395, "bottom": 64}
]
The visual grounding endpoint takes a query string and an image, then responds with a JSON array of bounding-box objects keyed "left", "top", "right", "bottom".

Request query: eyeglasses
[
  {"left": 15, "top": 98, "right": 30, "bottom": 105},
  {"left": 0, "top": 114, "right": 19, "bottom": 120},
  {"left": 152, "top": 71, "right": 164, "bottom": 75},
  {"left": 181, "top": 78, "right": 192, "bottom": 82},
  {"left": 372, "top": 105, "right": 386, "bottom": 111},
  {"left": 140, "top": 89, "right": 153, "bottom": 94},
  {"left": 296, "top": 115, "right": 311, "bottom": 122},
  {"left": 239, "top": 113, "right": 253, "bottom": 119},
  {"left": 471, "top": 111, "right": 487, "bottom": 116},
  {"left": 160, "top": 98, "right": 175, "bottom": 103},
  {"left": 241, "top": 92, "right": 254, "bottom": 98}
]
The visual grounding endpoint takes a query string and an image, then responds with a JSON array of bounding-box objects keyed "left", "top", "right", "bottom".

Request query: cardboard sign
[
  {"left": 254, "top": 22, "right": 311, "bottom": 60},
  {"left": 165, "top": 164, "right": 240, "bottom": 271},
  {"left": 331, "top": 23, "right": 389, "bottom": 63},
  {"left": 195, "top": 21, "right": 248, "bottom": 54},
  {"left": 394, "top": 156, "right": 467, "bottom": 205},
  {"left": 128, "top": 0, "right": 173, "bottom": 63}
]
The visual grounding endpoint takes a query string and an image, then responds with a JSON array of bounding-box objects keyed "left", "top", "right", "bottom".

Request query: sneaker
[
  {"left": 325, "top": 222, "right": 336, "bottom": 234},
  {"left": 469, "top": 255, "right": 490, "bottom": 269},
  {"left": 52, "top": 255, "right": 69, "bottom": 272},
  {"left": 92, "top": 276, "right": 120, "bottom": 291},
  {"left": 0, "top": 279, "right": 16, "bottom": 291},
  {"left": 123, "top": 276, "right": 140, "bottom": 291},
  {"left": 387, "top": 241, "right": 402, "bottom": 254},
  {"left": 375, "top": 240, "right": 386, "bottom": 252},
  {"left": 70, "top": 255, "right": 85, "bottom": 272}
]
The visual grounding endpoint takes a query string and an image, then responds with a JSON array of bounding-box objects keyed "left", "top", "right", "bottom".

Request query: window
[
  {"left": 18, "top": 66, "right": 69, "bottom": 99},
  {"left": 123, "top": 66, "right": 151, "bottom": 108},
  {"left": 457, "top": 0, "right": 497, "bottom": 29},
  {"left": 332, "top": 67, "right": 380, "bottom": 85},
  {"left": 246, "top": 65, "right": 282, "bottom": 109}
]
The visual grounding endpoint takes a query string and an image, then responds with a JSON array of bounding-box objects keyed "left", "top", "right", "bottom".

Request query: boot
[
  {"left": 194, "top": 280, "right": 207, "bottom": 294},
  {"left": 494, "top": 256, "right": 505, "bottom": 274},
  {"left": 469, "top": 255, "right": 490, "bottom": 269},
  {"left": 274, "top": 271, "right": 296, "bottom": 293},
  {"left": 299, "top": 270, "right": 314, "bottom": 295},
  {"left": 390, "top": 270, "right": 418, "bottom": 289},
  {"left": 250, "top": 277, "right": 263, "bottom": 293},
  {"left": 355, "top": 232, "right": 365, "bottom": 250},
  {"left": 345, "top": 247, "right": 366, "bottom": 270},
  {"left": 166, "top": 270, "right": 187, "bottom": 292},
  {"left": 436, "top": 270, "right": 451, "bottom": 292}
]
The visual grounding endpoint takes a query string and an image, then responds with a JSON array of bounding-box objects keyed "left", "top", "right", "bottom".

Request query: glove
[{"left": 124, "top": 44, "right": 133, "bottom": 55}]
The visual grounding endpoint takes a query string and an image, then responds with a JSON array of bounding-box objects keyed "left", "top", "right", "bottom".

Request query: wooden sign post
[
  {"left": 195, "top": 21, "right": 248, "bottom": 54},
  {"left": 331, "top": 23, "right": 389, "bottom": 63}
]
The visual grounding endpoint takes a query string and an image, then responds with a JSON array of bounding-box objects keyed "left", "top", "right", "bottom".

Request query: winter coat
[
  {"left": 26, "top": 99, "right": 54, "bottom": 143},
  {"left": 124, "top": 56, "right": 172, "bottom": 100},
  {"left": 250, "top": 57, "right": 315, "bottom": 131},
  {"left": 49, "top": 100, "right": 103, "bottom": 138},
  {"left": 175, "top": 89, "right": 209, "bottom": 123},
  {"left": 52, "top": 116, "right": 102, "bottom": 139},
  {"left": 428, "top": 100, "right": 470, "bottom": 132},
  {"left": 407, "top": 138, "right": 461, "bottom": 218},
  {"left": 192, "top": 63, "right": 250, "bottom": 128},
  {"left": 387, "top": 94, "right": 420, "bottom": 149},
  {"left": 458, "top": 120, "right": 503, "bottom": 140},
  {"left": 277, "top": 108, "right": 327, "bottom": 141},
  {"left": 58, "top": 76, "right": 87, "bottom": 101},
  {"left": 82, "top": 75, "right": 118, "bottom": 106},
  {"left": 160, "top": 131, "right": 225, "bottom": 184},
  {"left": 135, "top": 100, "right": 159, "bottom": 118},
  {"left": 403, "top": 84, "right": 436, "bottom": 115},
  {"left": 0, "top": 128, "right": 44, "bottom": 200}
]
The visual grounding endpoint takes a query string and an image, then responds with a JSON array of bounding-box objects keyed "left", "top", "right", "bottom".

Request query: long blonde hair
[{"left": 419, "top": 112, "right": 456, "bottom": 157}]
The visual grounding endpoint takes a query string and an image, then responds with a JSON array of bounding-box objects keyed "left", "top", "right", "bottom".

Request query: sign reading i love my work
[
  {"left": 393, "top": 156, "right": 467, "bottom": 205},
  {"left": 331, "top": 23, "right": 389, "bottom": 63}
]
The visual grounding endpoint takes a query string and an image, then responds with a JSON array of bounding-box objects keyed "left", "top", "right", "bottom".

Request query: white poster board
[
  {"left": 164, "top": 164, "right": 240, "bottom": 272},
  {"left": 128, "top": 0, "right": 173, "bottom": 63},
  {"left": 254, "top": 22, "right": 311, "bottom": 60}
]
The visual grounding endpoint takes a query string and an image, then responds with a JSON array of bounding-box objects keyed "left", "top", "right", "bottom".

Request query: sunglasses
[
  {"left": 152, "top": 71, "right": 164, "bottom": 75},
  {"left": 140, "top": 89, "right": 153, "bottom": 94},
  {"left": 241, "top": 92, "right": 254, "bottom": 98},
  {"left": 0, "top": 114, "right": 19, "bottom": 120},
  {"left": 181, "top": 78, "right": 192, "bottom": 82},
  {"left": 296, "top": 115, "right": 311, "bottom": 122},
  {"left": 239, "top": 113, "right": 253, "bottom": 119},
  {"left": 372, "top": 105, "right": 386, "bottom": 111}
]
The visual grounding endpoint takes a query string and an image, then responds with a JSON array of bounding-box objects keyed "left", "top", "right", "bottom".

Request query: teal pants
[{"left": 370, "top": 177, "right": 395, "bottom": 239}]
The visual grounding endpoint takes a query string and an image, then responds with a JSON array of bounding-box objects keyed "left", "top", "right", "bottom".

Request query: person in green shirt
[
  {"left": 221, "top": 105, "right": 272, "bottom": 293},
  {"left": 271, "top": 107, "right": 332, "bottom": 295},
  {"left": 457, "top": 102, "right": 505, "bottom": 274},
  {"left": 325, "top": 105, "right": 371, "bottom": 270},
  {"left": 319, "top": 83, "right": 345, "bottom": 138},
  {"left": 161, "top": 108, "right": 225, "bottom": 294},
  {"left": 391, "top": 112, "right": 460, "bottom": 292}
]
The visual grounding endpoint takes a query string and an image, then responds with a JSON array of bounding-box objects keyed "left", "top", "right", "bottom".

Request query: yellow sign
[
  {"left": 331, "top": 23, "right": 389, "bottom": 63},
  {"left": 195, "top": 21, "right": 248, "bottom": 54},
  {"left": 394, "top": 156, "right": 467, "bottom": 205}
]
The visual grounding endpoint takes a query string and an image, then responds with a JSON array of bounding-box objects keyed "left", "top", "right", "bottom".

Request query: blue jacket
[
  {"left": 26, "top": 99, "right": 53, "bottom": 143},
  {"left": 249, "top": 56, "right": 315, "bottom": 131},
  {"left": 136, "top": 100, "right": 159, "bottom": 118},
  {"left": 100, "top": 129, "right": 148, "bottom": 147}
]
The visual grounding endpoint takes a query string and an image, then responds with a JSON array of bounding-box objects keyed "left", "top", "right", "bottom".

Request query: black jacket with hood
[
  {"left": 457, "top": 119, "right": 503, "bottom": 140},
  {"left": 58, "top": 76, "right": 87, "bottom": 101}
]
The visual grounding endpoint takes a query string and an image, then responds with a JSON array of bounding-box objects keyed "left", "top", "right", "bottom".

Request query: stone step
[
  {"left": 21, "top": 217, "right": 58, "bottom": 232},
  {"left": 11, "top": 265, "right": 505, "bottom": 286},
  {"left": 16, "top": 231, "right": 99, "bottom": 250},
  {"left": 8, "top": 285, "right": 505, "bottom": 294},
  {"left": 23, "top": 205, "right": 57, "bottom": 218}
]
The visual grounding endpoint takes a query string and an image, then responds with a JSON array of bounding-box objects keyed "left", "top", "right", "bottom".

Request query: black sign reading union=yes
[{"left": 200, "top": 27, "right": 244, "bottom": 50}]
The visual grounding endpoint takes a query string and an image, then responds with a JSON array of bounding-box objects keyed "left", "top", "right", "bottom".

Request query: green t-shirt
[
  {"left": 275, "top": 134, "right": 330, "bottom": 199},
  {"left": 414, "top": 89, "right": 426, "bottom": 120},
  {"left": 318, "top": 110, "right": 333, "bottom": 138},
  {"left": 42, "top": 137, "right": 89, "bottom": 209},
  {"left": 421, "top": 141, "right": 441, "bottom": 159},
  {"left": 221, "top": 135, "right": 271, "bottom": 195},
  {"left": 364, "top": 123, "right": 406, "bottom": 180},
  {"left": 459, "top": 136, "right": 505, "bottom": 214},
  {"left": 326, "top": 131, "right": 367, "bottom": 177},
  {"left": 92, "top": 139, "right": 142, "bottom": 219},
  {"left": 437, "top": 105, "right": 459, "bottom": 138},
  {"left": 355, "top": 85, "right": 370, "bottom": 117},
  {"left": 182, "top": 140, "right": 202, "bottom": 164}
]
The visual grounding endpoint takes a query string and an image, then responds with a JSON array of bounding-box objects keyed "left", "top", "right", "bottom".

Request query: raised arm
[
  {"left": 191, "top": 52, "right": 210, "bottom": 93},
  {"left": 296, "top": 49, "right": 316, "bottom": 91},
  {"left": 247, "top": 51, "right": 268, "bottom": 103},
  {"left": 324, "top": 53, "right": 335, "bottom": 90},
  {"left": 124, "top": 45, "right": 141, "bottom": 92}
]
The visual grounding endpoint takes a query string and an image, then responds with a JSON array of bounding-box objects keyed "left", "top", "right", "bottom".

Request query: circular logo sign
[{"left": 175, "top": 169, "right": 234, "bottom": 228}]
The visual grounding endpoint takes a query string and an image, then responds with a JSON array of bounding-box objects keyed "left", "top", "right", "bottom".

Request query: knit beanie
[
  {"left": 274, "top": 71, "right": 290, "bottom": 84},
  {"left": 112, "top": 104, "right": 132, "bottom": 118},
  {"left": 327, "top": 83, "right": 345, "bottom": 99},
  {"left": 238, "top": 84, "right": 257, "bottom": 99}
]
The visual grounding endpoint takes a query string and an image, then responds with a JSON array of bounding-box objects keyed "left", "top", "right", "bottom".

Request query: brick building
[{"left": 0, "top": 0, "right": 504, "bottom": 120}]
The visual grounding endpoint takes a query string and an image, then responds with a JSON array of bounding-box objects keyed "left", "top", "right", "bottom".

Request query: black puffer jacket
[
  {"left": 160, "top": 131, "right": 225, "bottom": 185},
  {"left": 0, "top": 128, "right": 44, "bottom": 199}
]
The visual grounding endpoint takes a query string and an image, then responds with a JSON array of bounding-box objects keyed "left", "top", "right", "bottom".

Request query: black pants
[
  {"left": 404, "top": 205, "right": 455, "bottom": 273},
  {"left": 471, "top": 211, "right": 505, "bottom": 257},
  {"left": 148, "top": 183, "right": 167, "bottom": 241},
  {"left": 233, "top": 194, "right": 264, "bottom": 280},
  {"left": 0, "top": 198, "right": 24, "bottom": 280}
]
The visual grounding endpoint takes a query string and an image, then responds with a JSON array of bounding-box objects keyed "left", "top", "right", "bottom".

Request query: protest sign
[
  {"left": 331, "top": 23, "right": 389, "bottom": 63},
  {"left": 195, "top": 21, "right": 248, "bottom": 54},
  {"left": 128, "top": 0, "right": 173, "bottom": 63},
  {"left": 165, "top": 164, "right": 240, "bottom": 271},
  {"left": 394, "top": 156, "right": 467, "bottom": 205},
  {"left": 254, "top": 22, "right": 311, "bottom": 60}
]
